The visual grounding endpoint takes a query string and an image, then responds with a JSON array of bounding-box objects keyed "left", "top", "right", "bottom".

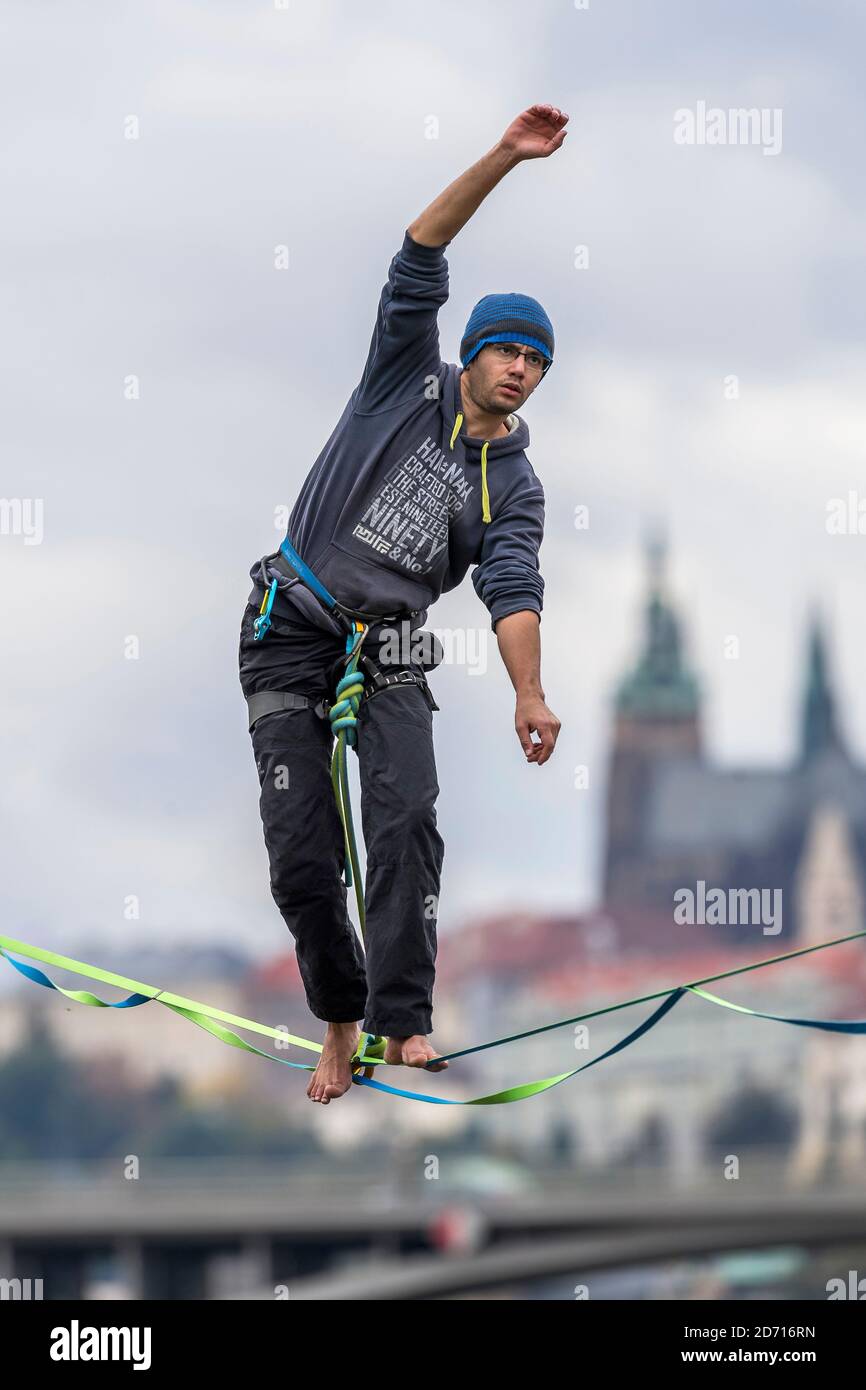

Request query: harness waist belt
[
  {"left": 246, "top": 667, "right": 439, "bottom": 731},
  {"left": 271, "top": 541, "right": 420, "bottom": 628}
]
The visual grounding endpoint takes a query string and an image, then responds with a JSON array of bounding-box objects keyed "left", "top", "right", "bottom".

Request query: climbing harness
[
  {"left": 252, "top": 534, "right": 425, "bottom": 641},
  {"left": 4, "top": 928, "right": 866, "bottom": 1106},
  {"left": 247, "top": 534, "right": 439, "bottom": 945}
]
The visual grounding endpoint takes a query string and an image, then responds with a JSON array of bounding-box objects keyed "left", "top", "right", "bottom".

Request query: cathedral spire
[
  {"left": 800, "top": 608, "right": 845, "bottom": 763},
  {"left": 615, "top": 527, "right": 700, "bottom": 720}
]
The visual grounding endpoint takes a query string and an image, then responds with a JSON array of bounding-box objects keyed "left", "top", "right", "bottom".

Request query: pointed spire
[
  {"left": 615, "top": 526, "right": 700, "bottom": 719},
  {"left": 800, "top": 606, "right": 845, "bottom": 763}
]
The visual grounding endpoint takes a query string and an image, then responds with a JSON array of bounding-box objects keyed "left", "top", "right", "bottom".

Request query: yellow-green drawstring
[
  {"left": 450, "top": 411, "right": 492, "bottom": 524},
  {"left": 480, "top": 442, "right": 490, "bottom": 522}
]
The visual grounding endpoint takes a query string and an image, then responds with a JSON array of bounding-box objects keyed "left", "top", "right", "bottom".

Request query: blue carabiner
[{"left": 253, "top": 577, "right": 278, "bottom": 641}]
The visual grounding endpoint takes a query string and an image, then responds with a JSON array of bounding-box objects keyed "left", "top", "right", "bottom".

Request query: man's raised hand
[{"left": 500, "top": 104, "right": 569, "bottom": 161}]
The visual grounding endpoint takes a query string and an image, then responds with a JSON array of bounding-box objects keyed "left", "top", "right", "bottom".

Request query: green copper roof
[{"left": 615, "top": 533, "right": 700, "bottom": 719}]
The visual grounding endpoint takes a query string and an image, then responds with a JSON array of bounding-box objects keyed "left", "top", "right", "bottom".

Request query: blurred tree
[
  {"left": 706, "top": 1083, "right": 797, "bottom": 1149},
  {"left": 0, "top": 1009, "right": 324, "bottom": 1161},
  {"left": 0, "top": 1011, "right": 127, "bottom": 1160}
]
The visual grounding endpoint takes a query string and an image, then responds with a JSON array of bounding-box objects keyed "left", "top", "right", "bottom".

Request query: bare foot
[
  {"left": 307, "top": 1021, "right": 364, "bottom": 1104},
  {"left": 383, "top": 1035, "right": 449, "bottom": 1072}
]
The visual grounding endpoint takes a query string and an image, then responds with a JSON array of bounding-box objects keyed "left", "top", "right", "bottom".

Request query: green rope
[{"left": 327, "top": 625, "right": 368, "bottom": 940}]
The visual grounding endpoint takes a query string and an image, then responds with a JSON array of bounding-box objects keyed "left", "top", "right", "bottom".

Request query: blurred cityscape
[{"left": 3, "top": 535, "right": 866, "bottom": 1298}]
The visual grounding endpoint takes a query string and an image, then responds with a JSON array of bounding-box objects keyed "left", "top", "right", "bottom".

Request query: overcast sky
[{"left": 3, "top": 0, "right": 866, "bottom": 964}]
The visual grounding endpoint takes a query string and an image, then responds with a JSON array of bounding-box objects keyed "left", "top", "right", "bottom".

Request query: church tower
[
  {"left": 799, "top": 607, "right": 846, "bottom": 766},
  {"left": 603, "top": 530, "right": 702, "bottom": 906}
]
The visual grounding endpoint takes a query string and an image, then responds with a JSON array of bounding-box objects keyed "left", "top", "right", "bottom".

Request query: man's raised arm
[
  {"left": 408, "top": 103, "right": 568, "bottom": 246},
  {"left": 354, "top": 104, "right": 568, "bottom": 412}
]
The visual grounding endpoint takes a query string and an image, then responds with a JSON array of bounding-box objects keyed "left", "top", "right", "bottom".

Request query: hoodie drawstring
[
  {"left": 480, "top": 442, "right": 490, "bottom": 523},
  {"left": 450, "top": 410, "right": 492, "bottom": 525}
]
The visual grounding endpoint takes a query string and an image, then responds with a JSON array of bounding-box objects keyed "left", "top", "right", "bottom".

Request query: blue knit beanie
[{"left": 460, "top": 292, "right": 554, "bottom": 374}]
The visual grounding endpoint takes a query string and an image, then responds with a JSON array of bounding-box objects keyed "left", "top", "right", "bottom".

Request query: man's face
[{"left": 463, "top": 342, "right": 547, "bottom": 416}]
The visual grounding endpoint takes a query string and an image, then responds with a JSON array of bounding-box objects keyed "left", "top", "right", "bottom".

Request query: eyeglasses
[{"left": 488, "top": 343, "right": 550, "bottom": 376}]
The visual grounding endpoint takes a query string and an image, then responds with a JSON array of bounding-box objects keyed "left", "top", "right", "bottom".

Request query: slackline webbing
[{"left": 2, "top": 930, "right": 865, "bottom": 1106}]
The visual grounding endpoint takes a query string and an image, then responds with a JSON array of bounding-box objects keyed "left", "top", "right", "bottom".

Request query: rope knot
[{"left": 328, "top": 668, "right": 365, "bottom": 746}]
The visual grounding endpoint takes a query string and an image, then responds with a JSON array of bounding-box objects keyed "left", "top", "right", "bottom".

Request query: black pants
[{"left": 238, "top": 603, "right": 444, "bottom": 1037}]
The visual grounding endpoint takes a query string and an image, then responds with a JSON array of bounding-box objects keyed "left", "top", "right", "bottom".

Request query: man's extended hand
[
  {"left": 515, "top": 694, "right": 561, "bottom": 766},
  {"left": 500, "top": 104, "right": 569, "bottom": 161}
]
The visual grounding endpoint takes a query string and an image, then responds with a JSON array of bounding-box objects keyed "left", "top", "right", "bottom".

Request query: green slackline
[
  {"left": 2, "top": 930, "right": 866, "bottom": 1105},
  {"left": 432, "top": 927, "right": 866, "bottom": 1062}
]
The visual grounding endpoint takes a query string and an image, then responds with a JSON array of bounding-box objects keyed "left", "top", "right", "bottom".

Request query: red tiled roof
[
  {"left": 242, "top": 909, "right": 866, "bottom": 1019},
  {"left": 246, "top": 953, "right": 305, "bottom": 996},
  {"left": 438, "top": 905, "right": 866, "bottom": 1005}
]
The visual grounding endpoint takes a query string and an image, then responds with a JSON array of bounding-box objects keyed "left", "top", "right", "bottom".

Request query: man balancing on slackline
[{"left": 239, "top": 103, "right": 566, "bottom": 1103}]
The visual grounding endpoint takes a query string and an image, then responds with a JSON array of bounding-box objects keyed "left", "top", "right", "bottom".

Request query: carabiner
[{"left": 253, "top": 577, "right": 278, "bottom": 641}]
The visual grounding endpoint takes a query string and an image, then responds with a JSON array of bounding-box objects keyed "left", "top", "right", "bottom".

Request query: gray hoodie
[{"left": 247, "top": 230, "right": 545, "bottom": 637}]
